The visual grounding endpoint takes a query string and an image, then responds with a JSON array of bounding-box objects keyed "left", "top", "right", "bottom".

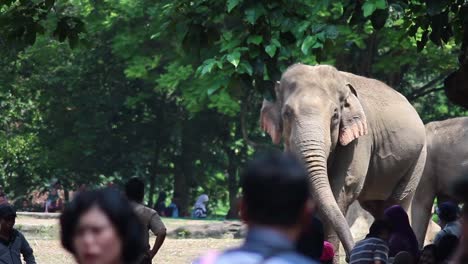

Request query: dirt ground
[
  {"left": 17, "top": 215, "right": 242, "bottom": 264},
  {"left": 30, "top": 238, "right": 241, "bottom": 264}
]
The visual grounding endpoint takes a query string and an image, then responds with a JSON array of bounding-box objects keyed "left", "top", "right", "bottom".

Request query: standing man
[
  {"left": 125, "top": 178, "right": 166, "bottom": 263},
  {"left": 195, "top": 152, "right": 317, "bottom": 264},
  {"left": 0, "top": 204, "right": 36, "bottom": 264}
]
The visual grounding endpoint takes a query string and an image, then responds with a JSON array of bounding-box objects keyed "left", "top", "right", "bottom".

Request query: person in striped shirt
[{"left": 349, "top": 220, "right": 393, "bottom": 264}]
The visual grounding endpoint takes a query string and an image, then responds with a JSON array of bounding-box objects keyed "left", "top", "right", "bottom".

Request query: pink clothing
[{"left": 320, "top": 241, "right": 335, "bottom": 261}]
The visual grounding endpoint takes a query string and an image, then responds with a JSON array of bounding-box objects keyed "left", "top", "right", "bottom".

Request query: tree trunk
[{"left": 225, "top": 152, "right": 239, "bottom": 219}]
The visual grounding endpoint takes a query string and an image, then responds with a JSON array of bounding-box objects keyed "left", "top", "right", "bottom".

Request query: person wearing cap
[
  {"left": 0, "top": 204, "right": 36, "bottom": 264},
  {"left": 434, "top": 201, "right": 461, "bottom": 245}
]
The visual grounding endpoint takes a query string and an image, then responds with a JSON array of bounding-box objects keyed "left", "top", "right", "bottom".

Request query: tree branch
[
  {"left": 408, "top": 86, "right": 444, "bottom": 101},
  {"left": 406, "top": 73, "right": 450, "bottom": 101}
]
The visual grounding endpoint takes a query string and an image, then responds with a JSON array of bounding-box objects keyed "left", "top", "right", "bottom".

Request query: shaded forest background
[{"left": 0, "top": 0, "right": 467, "bottom": 217}]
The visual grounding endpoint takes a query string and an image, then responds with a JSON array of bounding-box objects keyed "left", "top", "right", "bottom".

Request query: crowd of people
[{"left": 0, "top": 151, "right": 467, "bottom": 263}]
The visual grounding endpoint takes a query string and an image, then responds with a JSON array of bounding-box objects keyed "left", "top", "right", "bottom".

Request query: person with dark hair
[
  {"left": 60, "top": 188, "right": 145, "bottom": 264},
  {"left": 154, "top": 192, "right": 167, "bottom": 216},
  {"left": 384, "top": 205, "right": 419, "bottom": 261},
  {"left": 436, "top": 234, "right": 459, "bottom": 263},
  {"left": 125, "top": 178, "right": 166, "bottom": 264},
  {"left": 417, "top": 244, "right": 436, "bottom": 264},
  {"left": 349, "top": 220, "right": 392, "bottom": 264},
  {"left": 0, "top": 204, "right": 36, "bottom": 264},
  {"left": 297, "top": 216, "right": 325, "bottom": 261},
  {"left": 434, "top": 202, "right": 461, "bottom": 244},
  {"left": 393, "top": 251, "right": 414, "bottom": 264},
  {"left": 195, "top": 151, "right": 317, "bottom": 264}
]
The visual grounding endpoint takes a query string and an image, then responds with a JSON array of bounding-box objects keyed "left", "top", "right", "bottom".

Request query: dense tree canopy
[{"left": 0, "top": 0, "right": 467, "bottom": 216}]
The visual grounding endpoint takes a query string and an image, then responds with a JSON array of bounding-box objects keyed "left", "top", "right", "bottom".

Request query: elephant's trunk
[{"left": 296, "top": 129, "right": 355, "bottom": 256}]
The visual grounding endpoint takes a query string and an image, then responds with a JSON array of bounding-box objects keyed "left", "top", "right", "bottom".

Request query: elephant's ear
[
  {"left": 260, "top": 99, "right": 282, "bottom": 144},
  {"left": 339, "top": 84, "right": 368, "bottom": 146}
]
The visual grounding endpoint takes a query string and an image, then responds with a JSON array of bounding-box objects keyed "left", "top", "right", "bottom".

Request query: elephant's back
[
  {"left": 341, "top": 71, "right": 426, "bottom": 143},
  {"left": 340, "top": 71, "right": 410, "bottom": 105}
]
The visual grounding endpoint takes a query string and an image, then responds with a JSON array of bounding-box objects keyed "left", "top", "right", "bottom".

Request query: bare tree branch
[
  {"left": 408, "top": 86, "right": 444, "bottom": 101},
  {"left": 406, "top": 73, "right": 450, "bottom": 101}
]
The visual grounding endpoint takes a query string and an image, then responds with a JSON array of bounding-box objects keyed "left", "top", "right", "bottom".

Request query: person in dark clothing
[
  {"left": 417, "top": 244, "right": 436, "bottom": 264},
  {"left": 384, "top": 205, "right": 419, "bottom": 260},
  {"left": 0, "top": 204, "right": 36, "bottom": 264},
  {"left": 154, "top": 192, "right": 167, "bottom": 216},
  {"left": 435, "top": 234, "right": 459, "bottom": 263},
  {"left": 297, "top": 216, "right": 324, "bottom": 261}
]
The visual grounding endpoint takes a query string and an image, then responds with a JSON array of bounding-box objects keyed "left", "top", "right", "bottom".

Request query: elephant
[
  {"left": 412, "top": 116, "right": 468, "bottom": 246},
  {"left": 260, "top": 64, "right": 427, "bottom": 259}
]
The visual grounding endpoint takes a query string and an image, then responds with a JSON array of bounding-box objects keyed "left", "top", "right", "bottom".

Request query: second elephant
[{"left": 412, "top": 116, "right": 468, "bottom": 246}]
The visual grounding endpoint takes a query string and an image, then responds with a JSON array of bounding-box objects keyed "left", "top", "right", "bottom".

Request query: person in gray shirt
[
  {"left": 194, "top": 152, "right": 318, "bottom": 264},
  {"left": 434, "top": 201, "right": 461, "bottom": 245}
]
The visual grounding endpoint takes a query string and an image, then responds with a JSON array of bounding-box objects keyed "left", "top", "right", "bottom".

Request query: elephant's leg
[
  {"left": 388, "top": 145, "right": 427, "bottom": 247},
  {"left": 412, "top": 186, "right": 435, "bottom": 246}
]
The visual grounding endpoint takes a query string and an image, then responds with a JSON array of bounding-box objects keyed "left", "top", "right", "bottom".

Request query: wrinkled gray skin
[
  {"left": 260, "top": 64, "right": 427, "bottom": 260},
  {"left": 412, "top": 116, "right": 468, "bottom": 246}
]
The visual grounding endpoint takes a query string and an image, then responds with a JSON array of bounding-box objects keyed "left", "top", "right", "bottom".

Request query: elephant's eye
[
  {"left": 283, "top": 106, "right": 294, "bottom": 119},
  {"left": 332, "top": 108, "right": 339, "bottom": 120}
]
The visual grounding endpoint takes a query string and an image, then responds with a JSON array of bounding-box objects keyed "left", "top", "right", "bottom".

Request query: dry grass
[
  {"left": 29, "top": 238, "right": 241, "bottom": 264},
  {"left": 18, "top": 216, "right": 241, "bottom": 264}
]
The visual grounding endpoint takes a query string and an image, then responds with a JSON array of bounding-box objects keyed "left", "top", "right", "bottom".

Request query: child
[{"left": 0, "top": 204, "right": 36, "bottom": 263}]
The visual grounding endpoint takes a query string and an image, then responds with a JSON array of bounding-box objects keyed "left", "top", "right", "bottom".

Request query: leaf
[
  {"left": 247, "top": 35, "right": 263, "bottom": 45},
  {"left": 227, "top": 51, "right": 241, "bottom": 67},
  {"left": 301, "top": 35, "right": 318, "bottom": 55},
  {"left": 375, "top": 0, "right": 387, "bottom": 10},
  {"left": 200, "top": 59, "right": 218, "bottom": 75},
  {"left": 324, "top": 25, "right": 339, "bottom": 39},
  {"left": 238, "top": 62, "right": 253, "bottom": 76},
  {"left": 244, "top": 5, "right": 264, "bottom": 25},
  {"left": 271, "top": 38, "right": 281, "bottom": 47},
  {"left": 227, "top": 0, "right": 241, "bottom": 13},
  {"left": 362, "top": 2, "right": 377, "bottom": 17},
  {"left": 265, "top": 44, "right": 277, "bottom": 58},
  {"left": 207, "top": 85, "right": 222, "bottom": 96}
]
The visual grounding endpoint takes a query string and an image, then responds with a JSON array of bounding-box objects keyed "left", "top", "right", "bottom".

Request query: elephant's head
[{"left": 260, "top": 64, "right": 368, "bottom": 253}]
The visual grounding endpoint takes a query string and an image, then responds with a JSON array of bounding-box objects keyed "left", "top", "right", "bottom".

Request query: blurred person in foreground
[
  {"left": 296, "top": 216, "right": 325, "bottom": 261},
  {"left": 194, "top": 151, "right": 317, "bottom": 264},
  {"left": 0, "top": 204, "right": 36, "bottom": 264},
  {"left": 60, "top": 188, "right": 145, "bottom": 264},
  {"left": 125, "top": 178, "right": 167, "bottom": 264}
]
